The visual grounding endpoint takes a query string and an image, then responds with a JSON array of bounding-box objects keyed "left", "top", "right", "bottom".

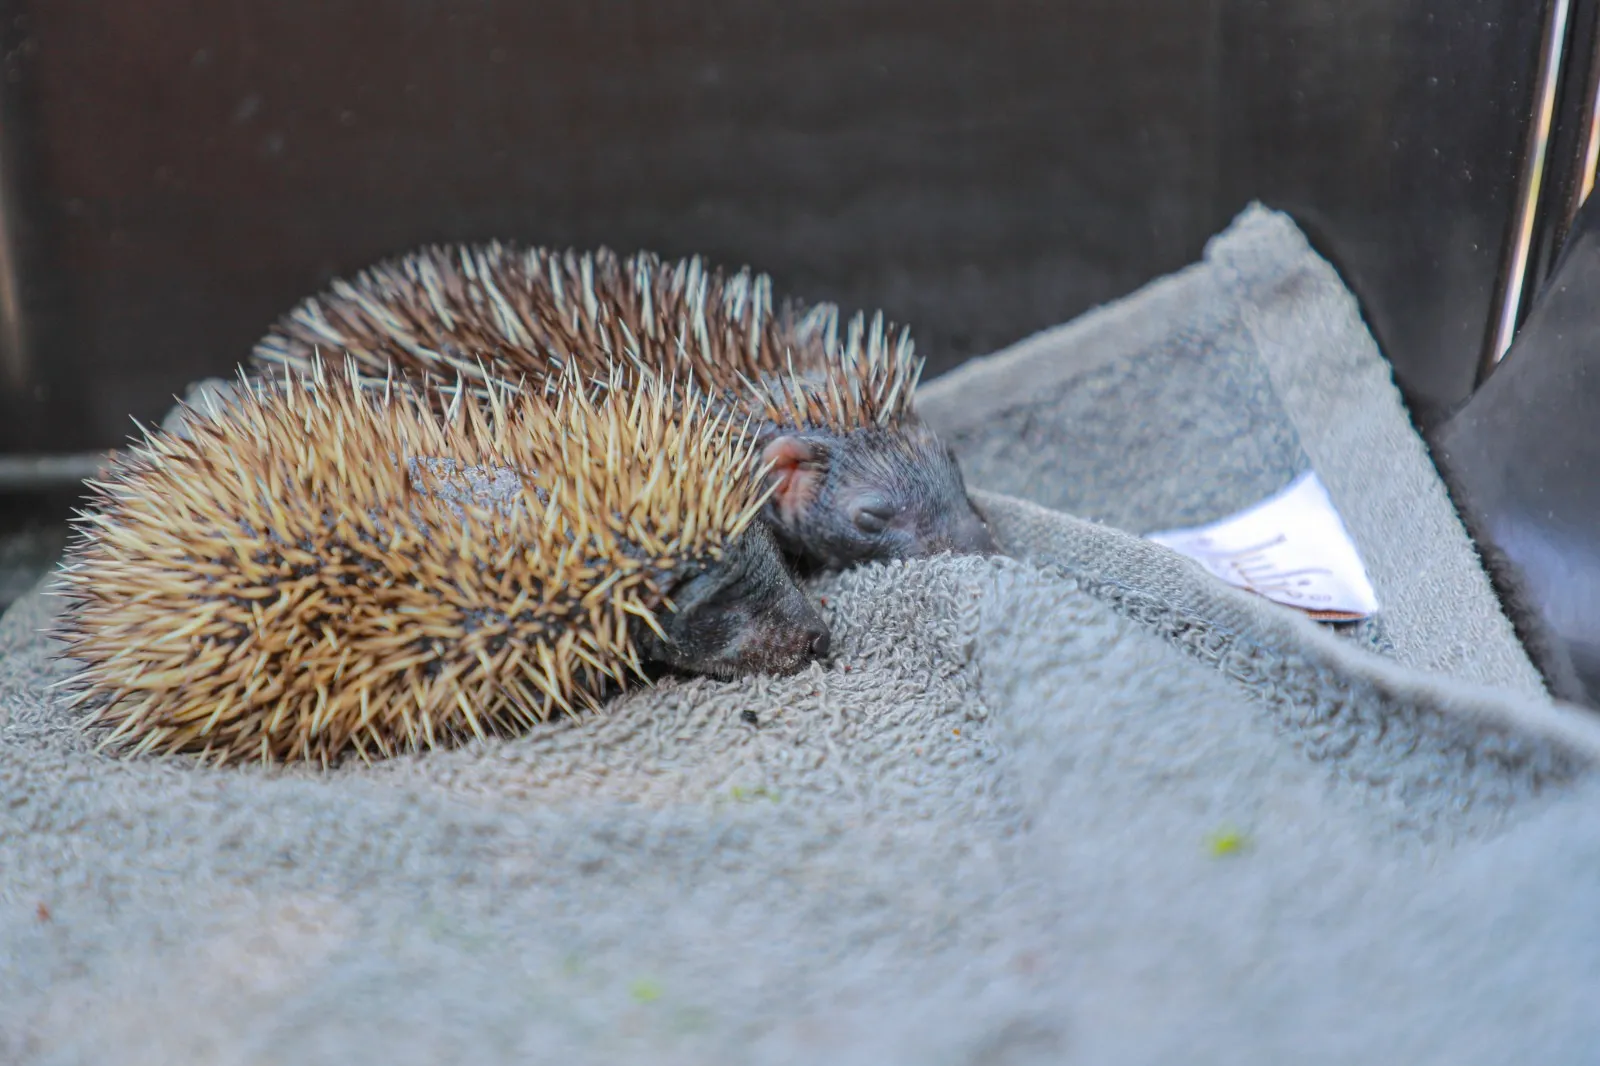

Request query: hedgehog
[
  {"left": 250, "top": 242, "right": 998, "bottom": 572},
  {"left": 50, "top": 359, "right": 831, "bottom": 767}
]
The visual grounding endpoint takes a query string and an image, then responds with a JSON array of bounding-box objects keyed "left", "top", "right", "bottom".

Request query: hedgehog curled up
[
  {"left": 51, "top": 361, "right": 831, "bottom": 767},
  {"left": 252, "top": 242, "right": 998, "bottom": 572}
]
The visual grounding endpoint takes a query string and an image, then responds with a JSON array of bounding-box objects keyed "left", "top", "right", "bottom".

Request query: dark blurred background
[
  {"left": 0, "top": 0, "right": 1557, "bottom": 452},
  {"left": 0, "top": 0, "right": 1583, "bottom": 608}
]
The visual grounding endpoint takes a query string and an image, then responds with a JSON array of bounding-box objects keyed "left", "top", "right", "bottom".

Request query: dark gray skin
[
  {"left": 759, "top": 421, "right": 998, "bottom": 573},
  {"left": 636, "top": 521, "right": 831, "bottom": 680}
]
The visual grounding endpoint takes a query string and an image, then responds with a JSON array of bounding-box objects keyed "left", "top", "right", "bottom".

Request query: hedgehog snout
[
  {"left": 946, "top": 507, "right": 1000, "bottom": 557},
  {"left": 754, "top": 604, "right": 831, "bottom": 676},
  {"left": 912, "top": 508, "right": 1000, "bottom": 559},
  {"left": 760, "top": 613, "right": 831, "bottom": 675}
]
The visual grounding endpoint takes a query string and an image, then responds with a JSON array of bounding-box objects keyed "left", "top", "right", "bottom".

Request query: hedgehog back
[
  {"left": 253, "top": 243, "right": 922, "bottom": 434},
  {"left": 53, "top": 364, "right": 768, "bottom": 766}
]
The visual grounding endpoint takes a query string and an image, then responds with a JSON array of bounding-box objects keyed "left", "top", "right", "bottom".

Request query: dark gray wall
[{"left": 0, "top": 0, "right": 1544, "bottom": 452}]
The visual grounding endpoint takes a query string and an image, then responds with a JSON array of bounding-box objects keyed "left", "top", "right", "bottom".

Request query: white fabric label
[{"left": 1145, "top": 471, "right": 1380, "bottom": 620}]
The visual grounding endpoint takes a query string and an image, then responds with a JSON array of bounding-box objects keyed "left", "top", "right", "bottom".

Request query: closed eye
[{"left": 852, "top": 501, "right": 895, "bottom": 535}]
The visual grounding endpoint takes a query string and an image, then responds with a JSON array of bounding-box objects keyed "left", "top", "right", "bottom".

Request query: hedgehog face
[
  {"left": 759, "top": 422, "right": 998, "bottom": 570},
  {"left": 638, "top": 523, "right": 831, "bottom": 680}
]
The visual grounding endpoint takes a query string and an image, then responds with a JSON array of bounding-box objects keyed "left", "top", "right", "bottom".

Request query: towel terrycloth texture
[
  {"left": 5, "top": 206, "right": 1600, "bottom": 1065},
  {"left": 919, "top": 206, "right": 1547, "bottom": 695}
]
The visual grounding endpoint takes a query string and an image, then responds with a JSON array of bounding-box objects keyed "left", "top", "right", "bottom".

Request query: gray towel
[
  {"left": 920, "top": 204, "right": 1545, "bottom": 697},
  {"left": 4, "top": 206, "right": 1599, "bottom": 1065}
]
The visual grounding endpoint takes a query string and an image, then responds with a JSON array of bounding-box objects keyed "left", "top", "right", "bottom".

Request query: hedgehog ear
[{"left": 761, "top": 435, "right": 829, "bottom": 524}]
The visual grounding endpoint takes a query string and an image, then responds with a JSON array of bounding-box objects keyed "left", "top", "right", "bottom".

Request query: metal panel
[
  {"left": 1434, "top": 189, "right": 1600, "bottom": 707},
  {"left": 0, "top": 0, "right": 1547, "bottom": 453}
]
